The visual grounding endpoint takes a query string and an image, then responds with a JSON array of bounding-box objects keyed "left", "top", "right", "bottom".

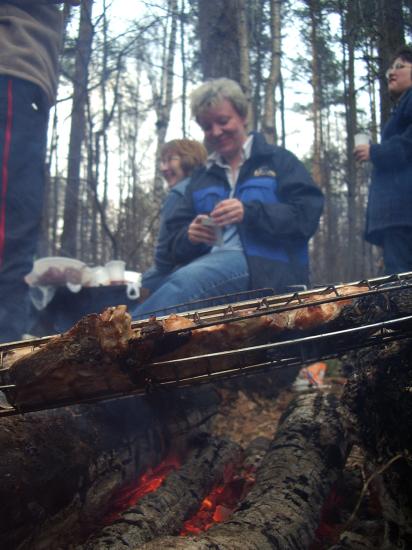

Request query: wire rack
[{"left": 1, "top": 272, "right": 412, "bottom": 417}]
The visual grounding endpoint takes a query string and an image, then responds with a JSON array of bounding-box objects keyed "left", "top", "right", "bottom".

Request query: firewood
[
  {"left": 138, "top": 392, "right": 349, "bottom": 550},
  {"left": 0, "top": 386, "right": 220, "bottom": 550},
  {"left": 341, "top": 337, "right": 412, "bottom": 547},
  {"left": 81, "top": 435, "right": 242, "bottom": 549}
]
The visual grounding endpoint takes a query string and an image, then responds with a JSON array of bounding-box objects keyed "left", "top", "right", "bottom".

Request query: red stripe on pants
[{"left": 0, "top": 79, "right": 13, "bottom": 267}]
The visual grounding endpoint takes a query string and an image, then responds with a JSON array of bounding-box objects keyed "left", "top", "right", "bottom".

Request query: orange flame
[
  {"left": 104, "top": 455, "right": 181, "bottom": 524},
  {"left": 180, "top": 466, "right": 256, "bottom": 536}
]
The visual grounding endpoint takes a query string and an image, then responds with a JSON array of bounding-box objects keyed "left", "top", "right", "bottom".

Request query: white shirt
[{"left": 207, "top": 135, "right": 253, "bottom": 252}]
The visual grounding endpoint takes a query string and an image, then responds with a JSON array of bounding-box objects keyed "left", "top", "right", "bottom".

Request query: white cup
[
  {"left": 354, "top": 133, "right": 370, "bottom": 146},
  {"left": 105, "top": 260, "right": 126, "bottom": 285},
  {"left": 90, "top": 266, "right": 110, "bottom": 286},
  {"left": 200, "top": 217, "right": 223, "bottom": 246}
]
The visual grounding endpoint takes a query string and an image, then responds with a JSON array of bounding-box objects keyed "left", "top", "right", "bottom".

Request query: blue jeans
[
  {"left": 141, "top": 265, "right": 171, "bottom": 294},
  {"left": 0, "top": 77, "right": 49, "bottom": 342},
  {"left": 131, "top": 250, "right": 250, "bottom": 319}
]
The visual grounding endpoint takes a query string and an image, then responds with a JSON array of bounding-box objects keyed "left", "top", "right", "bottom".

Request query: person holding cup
[
  {"left": 131, "top": 78, "right": 324, "bottom": 319},
  {"left": 354, "top": 132, "right": 371, "bottom": 149},
  {"left": 354, "top": 46, "right": 412, "bottom": 274}
]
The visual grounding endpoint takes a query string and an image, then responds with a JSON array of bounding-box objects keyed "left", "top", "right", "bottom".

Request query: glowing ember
[
  {"left": 309, "top": 484, "right": 345, "bottom": 549},
  {"left": 104, "top": 455, "right": 181, "bottom": 524},
  {"left": 180, "top": 467, "right": 256, "bottom": 535}
]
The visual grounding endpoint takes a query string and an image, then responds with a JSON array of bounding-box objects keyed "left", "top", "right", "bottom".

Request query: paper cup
[
  {"left": 105, "top": 260, "right": 126, "bottom": 284},
  {"left": 200, "top": 217, "right": 223, "bottom": 246},
  {"left": 90, "top": 266, "right": 110, "bottom": 286},
  {"left": 200, "top": 217, "right": 217, "bottom": 228},
  {"left": 354, "top": 133, "right": 370, "bottom": 146}
]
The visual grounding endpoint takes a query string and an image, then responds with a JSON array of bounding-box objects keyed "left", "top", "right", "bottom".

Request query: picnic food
[{"left": 3, "top": 285, "right": 368, "bottom": 409}]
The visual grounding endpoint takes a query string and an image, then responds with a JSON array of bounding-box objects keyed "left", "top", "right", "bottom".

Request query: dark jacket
[
  {"left": 366, "top": 87, "right": 412, "bottom": 244},
  {"left": 0, "top": 3, "right": 62, "bottom": 105},
  {"left": 141, "top": 177, "right": 190, "bottom": 293},
  {"left": 154, "top": 177, "right": 190, "bottom": 272},
  {"left": 165, "top": 132, "right": 324, "bottom": 292}
]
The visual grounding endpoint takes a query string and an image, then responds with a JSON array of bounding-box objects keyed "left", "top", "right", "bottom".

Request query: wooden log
[
  {"left": 341, "top": 337, "right": 412, "bottom": 547},
  {"left": 139, "top": 392, "right": 349, "bottom": 550},
  {"left": 82, "top": 435, "right": 242, "bottom": 549},
  {"left": 0, "top": 386, "right": 220, "bottom": 550}
]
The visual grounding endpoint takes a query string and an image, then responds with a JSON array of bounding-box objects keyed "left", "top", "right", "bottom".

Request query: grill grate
[{"left": 1, "top": 272, "right": 412, "bottom": 416}]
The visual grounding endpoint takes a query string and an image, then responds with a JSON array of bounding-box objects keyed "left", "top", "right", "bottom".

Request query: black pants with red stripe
[{"left": 0, "top": 76, "right": 49, "bottom": 342}]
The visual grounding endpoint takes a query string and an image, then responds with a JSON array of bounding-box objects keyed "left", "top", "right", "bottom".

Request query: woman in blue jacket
[
  {"left": 354, "top": 46, "right": 412, "bottom": 274},
  {"left": 141, "top": 139, "right": 207, "bottom": 296},
  {"left": 132, "top": 78, "right": 324, "bottom": 319}
]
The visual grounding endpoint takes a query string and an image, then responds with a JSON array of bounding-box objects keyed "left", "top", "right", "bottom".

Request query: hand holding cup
[
  {"left": 210, "top": 198, "right": 244, "bottom": 226},
  {"left": 353, "top": 133, "right": 371, "bottom": 162},
  {"left": 188, "top": 215, "right": 221, "bottom": 246}
]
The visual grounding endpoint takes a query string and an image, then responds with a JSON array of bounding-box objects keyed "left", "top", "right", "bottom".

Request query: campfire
[{"left": 0, "top": 273, "right": 412, "bottom": 549}]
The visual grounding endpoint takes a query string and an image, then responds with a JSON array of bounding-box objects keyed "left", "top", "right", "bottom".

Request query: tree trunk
[
  {"left": 306, "top": 0, "right": 328, "bottom": 284},
  {"left": 197, "top": 0, "right": 241, "bottom": 80},
  {"left": 180, "top": 0, "right": 188, "bottom": 137},
  {"left": 236, "top": 0, "right": 251, "bottom": 126},
  {"left": 60, "top": 0, "right": 94, "bottom": 258},
  {"left": 377, "top": 0, "right": 404, "bottom": 127},
  {"left": 152, "top": 0, "right": 178, "bottom": 204},
  {"left": 262, "top": 0, "right": 282, "bottom": 145}
]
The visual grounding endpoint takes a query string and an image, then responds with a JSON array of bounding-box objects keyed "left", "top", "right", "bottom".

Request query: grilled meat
[
  {"left": 3, "top": 285, "right": 369, "bottom": 409},
  {"left": 4, "top": 306, "right": 159, "bottom": 409}
]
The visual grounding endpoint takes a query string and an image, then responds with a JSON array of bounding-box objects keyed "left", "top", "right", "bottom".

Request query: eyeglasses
[
  {"left": 385, "top": 62, "right": 412, "bottom": 79},
  {"left": 160, "top": 155, "right": 180, "bottom": 166}
]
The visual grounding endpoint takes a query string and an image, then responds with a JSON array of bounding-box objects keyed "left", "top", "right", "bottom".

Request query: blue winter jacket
[
  {"left": 366, "top": 87, "right": 412, "bottom": 245},
  {"left": 165, "top": 132, "right": 324, "bottom": 292},
  {"left": 154, "top": 177, "right": 190, "bottom": 272},
  {"left": 141, "top": 177, "right": 190, "bottom": 292}
]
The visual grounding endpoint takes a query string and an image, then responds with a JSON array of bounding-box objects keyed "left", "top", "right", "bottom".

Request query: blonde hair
[
  {"left": 190, "top": 78, "right": 249, "bottom": 120},
  {"left": 161, "top": 139, "right": 207, "bottom": 176}
]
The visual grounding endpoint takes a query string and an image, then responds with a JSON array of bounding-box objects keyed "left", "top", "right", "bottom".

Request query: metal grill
[{"left": 1, "top": 272, "right": 412, "bottom": 417}]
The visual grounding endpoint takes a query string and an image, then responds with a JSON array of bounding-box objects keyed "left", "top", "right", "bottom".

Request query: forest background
[{"left": 44, "top": 0, "right": 411, "bottom": 288}]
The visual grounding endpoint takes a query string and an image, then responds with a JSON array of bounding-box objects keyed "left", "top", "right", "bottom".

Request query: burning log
[
  {"left": 82, "top": 435, "right": 241, "bottom": 549},
  {"left": 340, "top": 337, "right": 412, "bottom": 548},
  {"left": 1, "top": 279, "right": 411, "bottom": 548},
  {"left": 0, "top": 386, "right": 220, "bottom": 550},
  {"left": 139, "top": 392, "right": 349, "bottom": 549}
]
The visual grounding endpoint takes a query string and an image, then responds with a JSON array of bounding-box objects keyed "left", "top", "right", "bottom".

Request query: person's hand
[
  {"left": 210, "top": 198, "right": 244, "bottom": 226},
  {"left": 353, "top": 144, "right": 370, "bottom": 162},
  {"left": 188, "top": 215, "right": 218, "bottom": 246}
]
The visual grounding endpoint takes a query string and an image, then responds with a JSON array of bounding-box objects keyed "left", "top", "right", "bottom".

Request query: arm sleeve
[
  {"left": 164, "top": 184, "right": 211, "bottom": 265},
  {"left": 369, "top": 93, "right": 412, "bottom": 170},
  {"left": 153, "top": 189, "right": 184, "bottom": 269},
  {"left": 242, "top": 150, "right": 324, "bottom": 241}
]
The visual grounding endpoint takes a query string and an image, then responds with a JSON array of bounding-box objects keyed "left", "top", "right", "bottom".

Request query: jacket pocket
[
  {"left": 237, "top": 176, "right": 279, "bottom": 204},
  {"left": 192, "top": 185, "right": 228, "bottom": 214}
]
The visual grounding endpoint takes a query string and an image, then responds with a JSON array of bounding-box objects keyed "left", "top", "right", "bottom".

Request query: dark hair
[
  {"left": 390, "top": 45, "right": 412, "bottom": 65},
  {"left": 161, "top": 139, "right": 207, "bottom": 176}
]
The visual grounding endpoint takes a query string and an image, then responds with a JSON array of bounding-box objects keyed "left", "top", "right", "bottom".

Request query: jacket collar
[
  {"left": 249, "top": 131, "right": 278, "bottom": 159},
  {"left": 206, "top": 134, "right": 254, "bottom": 170}
]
